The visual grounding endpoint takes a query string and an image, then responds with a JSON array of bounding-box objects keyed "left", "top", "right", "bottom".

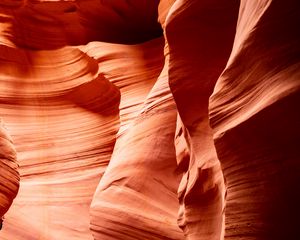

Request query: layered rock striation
[
  {"left": 0, "top": 0, "right": 299, "bottom": 239},
  {"left": 0, "top": 120, "right": 19, "bottom": 221}
]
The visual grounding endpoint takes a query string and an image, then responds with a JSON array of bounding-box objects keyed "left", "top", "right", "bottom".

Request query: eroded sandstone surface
[{"left": 0, "top": 0, "right": 299, "bottom": 239}]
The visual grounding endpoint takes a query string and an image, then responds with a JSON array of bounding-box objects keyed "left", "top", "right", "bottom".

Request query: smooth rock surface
[
  {"left": 0, "top": 33, "right": 166, "bottom": 239},
  {"left": 210, "top": 0, "right": 300, "bottom": 238},
  {"left": 164, "top": 0, "right": 239, "bottom": 239},
  {"left": 0, "top": 119, "right": 19, "bottom": 219},
  {"left": 0, "top": 0, "right": 299, "bottom": 239}
]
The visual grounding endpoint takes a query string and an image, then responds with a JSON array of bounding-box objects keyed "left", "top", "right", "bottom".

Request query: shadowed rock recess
[{"left": 0, "top": 0, "right": 299, "bottom": 239}]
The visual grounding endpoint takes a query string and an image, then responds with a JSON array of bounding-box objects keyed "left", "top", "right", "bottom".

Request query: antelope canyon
[{"left": 0, "top": 0, "right": 299, "bottom": 240}]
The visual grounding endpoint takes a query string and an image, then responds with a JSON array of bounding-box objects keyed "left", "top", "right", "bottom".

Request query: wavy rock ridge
[
  {"left": 0, "top": 0, "right": 299, "bottom": 239},
  {"left": 0, "top": 119, "right": 19, "bottom": 220}
]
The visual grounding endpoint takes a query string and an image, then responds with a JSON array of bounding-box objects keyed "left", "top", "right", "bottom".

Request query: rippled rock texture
[
  {"left": 0, "top": 120, "right": 19, "bottom": 222},
  {"left": 0, "top": 0, "right": 299, "bottom": 239}
]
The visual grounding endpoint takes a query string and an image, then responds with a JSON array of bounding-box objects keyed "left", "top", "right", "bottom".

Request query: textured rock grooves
[
  {"left": 0, "top": 0, "right": 299, "bottom": 240},
  {"left": 0, "top": 120, "right": 19, "bottom": 218},
  {"left": 165, "top": 1, "right": 240, "bottom": 239},
  {"left": 210, "top": 1, "right": 300, "bottom": 238}
]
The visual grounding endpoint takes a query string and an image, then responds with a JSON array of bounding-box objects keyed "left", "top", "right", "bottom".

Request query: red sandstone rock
[
  {"left": 0, "top": 120, "right": 19, "bottom": 219},
  {"left": 209, "top": 0, "right": 300, "bottom": 238},
  {"left": 77, "top": 0, "right": 162, "bottom": 44},
  {"left": 0, "top": 34, "right": 165, "bottom": 239},
  {"left": 0, "top": 46, "right": 120, "bottom": 239},
  {"left": 0, "top": 0, "right": 162, "bottom": 50},
  {"left": 164, "top": 1, "right": 239, "bottom": 239},
  {"left": 0, "top": 0, "right": 299, "bottom": 239},
  {"left": 90, "top": 51, "right": 184, "bottom": 240}
]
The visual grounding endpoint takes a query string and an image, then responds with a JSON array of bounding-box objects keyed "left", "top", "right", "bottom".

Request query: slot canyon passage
[{"left": 0, "top": 0, "right": 299, "bottom": 239}]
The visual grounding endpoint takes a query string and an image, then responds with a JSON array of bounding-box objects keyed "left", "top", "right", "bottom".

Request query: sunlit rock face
[
  {"left": 90, "top": 53, "right": 184, "bottom": 239},
  {"left": 0, "top": 46, "right": 121, "bottom": 239},
  {"left": 0, "top": 0, "right": 299, "bottom": 239},
  {"left": 0, "top": 1, "right": 165, "bottom": 237}
]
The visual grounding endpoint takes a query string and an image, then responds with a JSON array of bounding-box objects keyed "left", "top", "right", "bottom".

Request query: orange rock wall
[
  {"left": 0, "top": 120, "right": 19, "bottom": 219},
  {"left": 0, "top": 0, "right": 299, "bottom": 239}
]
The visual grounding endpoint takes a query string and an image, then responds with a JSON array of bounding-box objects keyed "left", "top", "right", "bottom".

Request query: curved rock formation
[
  {"left": 164, "top": 0, "right": 239, "bottom": 238},
  {"left": 0, "top": 0, "right": 162, "bottom": 50},
  {"left": 209, "top": 0, "right": 300, "bottom": 238},
  {"left": 164, "top": 0, "right": 300, "bottom": 239},
  {"left": 77, "top": 0, "right": 163, "bottom": 44},
  {"left": 0, "top": 119, "right": 19, "bottom": 220},
  {"left": 0, "top": 26, "right": 166, "bottom": 240},
  {"left": 0, "top": 45, "right": 120, "bottom": 239},
  {"left": 90, "top": 53, "right": 184, "bottom": 240},
  {"left": 0, "top": 0, "right": 299, "bottom": 239}
]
